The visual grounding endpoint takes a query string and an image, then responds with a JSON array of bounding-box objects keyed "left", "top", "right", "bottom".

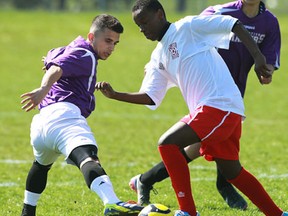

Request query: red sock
[
  {"left": 158, "top": 144, "right": 197, "bottom": 216},
  {"left": 229, "top": 167, "right": 283, "bottom": 216}
]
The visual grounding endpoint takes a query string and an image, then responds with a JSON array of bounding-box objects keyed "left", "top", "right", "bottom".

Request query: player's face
[
  {"left": 133, "top": 9, "right": 165, "bottom": 41},
  {"left": 90, "top": 28, "right": 120, "bottom": 60}
]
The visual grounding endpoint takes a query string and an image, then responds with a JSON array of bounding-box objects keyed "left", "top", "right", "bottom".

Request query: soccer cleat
[
  {"left": 129, "top": 174, "right": 154, "bottom": 206},
  {"left": 174, "top": 210, "right": 200, "bottom": 216},
  {"left": 21, "top": 203, "right": 36, "bottom": 216},
  {"left": 103, "top": 201, "right": 144, "bottom": 216},
  {"left": 218, "top": 185, "right": 248, "bottom": 210},
  {"left": 282, "top": 212, "right": 288, "bottom": 216}
]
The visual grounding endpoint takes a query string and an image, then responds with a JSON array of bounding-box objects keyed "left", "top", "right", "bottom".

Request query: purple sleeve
[
  {"left": 200, "top": 6, "right": 216, "bottom": 15},
  {"left": 45, "top": 48, "right": 94, "bottom": 77},
  {"left": 260, "top": 16, "right": 281, "bottom": 69}
]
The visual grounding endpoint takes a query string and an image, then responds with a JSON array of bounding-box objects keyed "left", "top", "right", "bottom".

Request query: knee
[{"left": 33, "top": 160, "right": 52, "bottom": 172}]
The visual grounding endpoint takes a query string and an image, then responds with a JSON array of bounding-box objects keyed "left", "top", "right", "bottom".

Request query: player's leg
[
  {"left": 21, "top": 113, "right": 58, "bottom": 216},
  {"left": 216, "top": 159, "right": 284, "bottom": 216},
  {"left": 21, "top": 161, "right": 53, "bottom": 216},
  {"left": 216, "top": 165, "right": 247, "bottom": 210},
  {"left": 158, "top": 121, "right": 201, "bottom": 216},
  {"left": 213, "top": 114, "right": 284, "bottom": 216},
  {"left": 129, "top": 147, "right": 193, "bottom": 205},
  {"left": 68, "top": 145, "right": 143, "bottom": 215},
  {"left": 185, "top": 143, "right": 247, "bottom": 210}
]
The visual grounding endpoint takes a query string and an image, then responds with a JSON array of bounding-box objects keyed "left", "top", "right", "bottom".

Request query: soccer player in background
[
  {"left": 127, "top": 0, "right": 281, "bottom": 211},
  {"left": 20, "top": 14, "right": 143, "bottom": 216},
  {"left": 96, "top": 0, "right": 285, "bottom": 215}
]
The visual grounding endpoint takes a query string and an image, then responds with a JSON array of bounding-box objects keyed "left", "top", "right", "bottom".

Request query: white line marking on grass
[
  {"left": 0, "top": 159, "right": 31, "bottom": 164},
  {"left": 2, "top": 172, "right": 288, "bottom": 188},
  {"left": 0, "top": 182, "right": 18, "bottom": 187}
]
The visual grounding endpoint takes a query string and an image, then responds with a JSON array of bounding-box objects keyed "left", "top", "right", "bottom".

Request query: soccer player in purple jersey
[
  {"left": 124, "top": 0, "right": 281, "bottom": 211},
  {"left": 20, "top": 14, "right": 143, "bottom": 216},
  {"left": 96, "top": 0, "right": 285, "bottom": 215}
]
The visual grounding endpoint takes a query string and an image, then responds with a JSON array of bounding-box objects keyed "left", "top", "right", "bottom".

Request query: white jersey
[{"left": 140, "top": 15, "right": 245, "bottom": 117}]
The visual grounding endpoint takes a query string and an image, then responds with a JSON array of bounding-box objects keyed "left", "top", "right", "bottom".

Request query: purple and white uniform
[
  {"left": 31, "top": 36, "right": 99, "bottom": 165},
  {"left": 201, "top": 0, "right": 281, "bottom": 96},
  {"left": 41, "top": 36, "right": 98, "bottom": 118}
]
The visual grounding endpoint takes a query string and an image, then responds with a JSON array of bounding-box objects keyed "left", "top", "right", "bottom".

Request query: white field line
[{"left": 1, "top": 159, "right": 288, "bottom": 187}]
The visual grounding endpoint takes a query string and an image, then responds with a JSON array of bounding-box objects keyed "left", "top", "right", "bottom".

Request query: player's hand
[
  {"left": 42, "top": 56, "right": 47, "bottom": 71},
  {"left": 95, "top": 81, "right": 115, "bottom": 98},
  {"left": 20, "top": 87, "right": 48, "bottom": 112},
  {"left": 254, "top": 54, "right": 273, "bottom": 84}
]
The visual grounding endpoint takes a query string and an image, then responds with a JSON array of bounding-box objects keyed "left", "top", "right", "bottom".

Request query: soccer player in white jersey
[
  {"left": 95, "top": 0, "right": 286, "bottom": 216},
  {"left": 126, "top": 0, "right": 281, "bottom": 211}
]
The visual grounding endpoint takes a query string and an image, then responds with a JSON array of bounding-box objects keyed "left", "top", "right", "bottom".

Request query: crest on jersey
[
  {"left": 159, "top": 62, "right": 165, "bottom": 70},
  {"left": 168, "top": 42, "right": 179, "bottom": 59}
]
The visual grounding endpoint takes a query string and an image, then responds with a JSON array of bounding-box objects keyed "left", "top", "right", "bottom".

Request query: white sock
[
  {"left": 24, "top": 190, "right": 41, "bottom": 206},
  {"left": 90, "top": 175, "right": 121, "bottom": 205}
]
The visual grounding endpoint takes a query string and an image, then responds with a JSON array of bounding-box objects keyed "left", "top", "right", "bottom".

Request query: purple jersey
[
  {"left": 201, "top": 0, "right": 281, "bottom": 96},
  {"left": 40, "top": 36, "right": 98, "bottom": 118}
]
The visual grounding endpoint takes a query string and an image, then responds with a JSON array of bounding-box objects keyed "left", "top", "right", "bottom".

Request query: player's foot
[
  {"left": 103, "top": 201, "right": 144, "bottom": 216},
  {"left": 217, "top": 184, "right": 247, "bottom": 210},
  {"left": 174, "top": 210, "right": 200, "bottom": 216},
  {"left": 129, "top": 174, "right": 154, "bottom": 206},
  {"left": 21, "top": 203, "right": 36, "bottom": 216},
  {"left": 282, "top": 212, "right": 288, "bottom": 216}
]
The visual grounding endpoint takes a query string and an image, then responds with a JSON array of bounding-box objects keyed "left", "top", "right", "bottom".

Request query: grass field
[{"left": 0, "top": 6, "right": 287, "bottom": 216}]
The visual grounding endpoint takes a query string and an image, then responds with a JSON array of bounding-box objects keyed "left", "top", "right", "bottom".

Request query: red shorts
[{"left": 181, "top": 106, "right": 242, "bottom": 161}]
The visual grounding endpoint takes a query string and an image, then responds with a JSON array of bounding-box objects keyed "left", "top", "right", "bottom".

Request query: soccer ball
[{"left": 138, "top": 203, "right": 173, "bottom": 216}]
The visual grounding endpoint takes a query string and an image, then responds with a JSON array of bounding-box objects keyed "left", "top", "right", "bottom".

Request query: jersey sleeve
[
  {"left": 45, "top": 48, "right": 95, "bottom": 77},
  {"left": 139, "top": 61, "right": 174, "bottom": 110},
  {"left": 200, "top": 5, "right": 216, "bottom": 15},
  {"left": 259, "top": 16, "right": 281, "bottom": 69},
  {"left": 189, "top": 15, "right": 238, "bottom": 50}
]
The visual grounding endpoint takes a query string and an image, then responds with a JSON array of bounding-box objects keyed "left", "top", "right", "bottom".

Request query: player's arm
[
  {"left": 232, "top": 21, "right": 272, "bottom": 84},
  {"left": 21, "top": 65, "right": 63, "bottom": 112},
  {"left": 95, "top": 81, "right": 155, "bottom": 105}
]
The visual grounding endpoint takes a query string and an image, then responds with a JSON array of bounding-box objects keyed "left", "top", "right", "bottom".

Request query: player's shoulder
[{"left": 201, "top": 0, "right": 241, "bottom": 15}]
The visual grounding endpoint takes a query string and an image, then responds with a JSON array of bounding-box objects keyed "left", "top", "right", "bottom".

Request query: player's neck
[{"left": 242, "top": 3, "right": 260, "bottom": 18}]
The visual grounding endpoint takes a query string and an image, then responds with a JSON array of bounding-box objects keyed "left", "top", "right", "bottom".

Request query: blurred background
[{"left": 0, "top": 0, "right": 286, "bottom": 14}]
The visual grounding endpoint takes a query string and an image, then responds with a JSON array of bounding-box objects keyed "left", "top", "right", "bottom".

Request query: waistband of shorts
[{"left": 40, "top": 102, "right": 81, "bottom": 117}]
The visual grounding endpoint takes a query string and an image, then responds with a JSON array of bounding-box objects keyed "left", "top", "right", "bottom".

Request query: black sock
[{"left": 80, "top": 160, "right": 106, "bottom": 188}]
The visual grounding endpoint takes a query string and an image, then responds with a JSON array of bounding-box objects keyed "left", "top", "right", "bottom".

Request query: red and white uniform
[{"left": 140, "top": 15, "right": 245, "bottom": 160}]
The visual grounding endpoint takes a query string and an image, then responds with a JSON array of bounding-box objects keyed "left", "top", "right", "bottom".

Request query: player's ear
[
  {"left": 87, "top": 32, "right": 94, "bottom": 43},
  {"left": 157, "top": 8, "right": 165, "bottom": 20}
]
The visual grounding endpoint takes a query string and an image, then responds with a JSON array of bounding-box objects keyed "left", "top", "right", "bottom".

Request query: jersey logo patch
[
  {"left": 159, "top": 62, "right": 165, "bottom": 70},
  {"left": 168, "top": 42, "right": 179, "bottom": 59}
]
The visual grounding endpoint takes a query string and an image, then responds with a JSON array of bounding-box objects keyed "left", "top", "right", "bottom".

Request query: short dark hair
[
  {"left": 90, "top": 14, "right": 124, "bottom": 34},
  {"left": 132, "top": 0, "right": 166, "bottom": 18}
]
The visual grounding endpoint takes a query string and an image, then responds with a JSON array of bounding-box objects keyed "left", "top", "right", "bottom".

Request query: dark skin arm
[
  {"left": 232, "top": 21, "right": 273, "bottom": 84},
  {"left": 95, "top": 81, "right": 155, "bottom": 105}
]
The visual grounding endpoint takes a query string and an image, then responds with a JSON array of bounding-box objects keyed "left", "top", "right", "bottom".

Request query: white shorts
[{"left": 30, "top": 102, "right": 97, "bottom": 165}]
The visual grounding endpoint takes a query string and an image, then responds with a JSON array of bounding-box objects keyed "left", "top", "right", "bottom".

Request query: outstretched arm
[
  {"left": 232, "top": 21, "right": 272, "bottom": 84},
  {"left": 95, "top": 81, "right": 155, "bottom": 105},
  {"left": 20, "top": 65, "right": 62, "bottom": 112}
]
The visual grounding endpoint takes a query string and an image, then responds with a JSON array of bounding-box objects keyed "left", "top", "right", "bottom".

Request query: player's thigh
[
  {"left": 184, "top": 143, "right": 201, "bottom": 160},
  {"left": 30, "top": 114, "right": 60, "bottom": 166},
  {"left": 158, "top": 121, "right": 201, "bottom": 149},
  {"left": 49, "top": 118, "right": 97, "bottom": 163}
]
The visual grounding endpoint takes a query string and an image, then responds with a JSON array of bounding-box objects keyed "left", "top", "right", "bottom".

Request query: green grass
[{"left": 0, "top": 9, "right": 287, "bottom": 216}]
